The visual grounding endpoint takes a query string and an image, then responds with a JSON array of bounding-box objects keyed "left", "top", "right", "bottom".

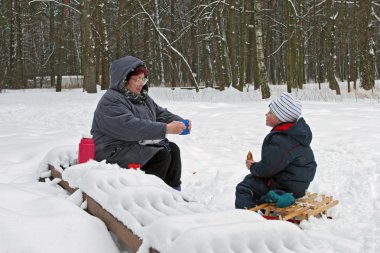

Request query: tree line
[{"left": 0, "top": 0, "right": 378, "bottom": 98}]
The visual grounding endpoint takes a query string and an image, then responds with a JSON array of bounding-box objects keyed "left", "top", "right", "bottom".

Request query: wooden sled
[{"left": 249, "top": 192, "right": 339, "bottom": 224}]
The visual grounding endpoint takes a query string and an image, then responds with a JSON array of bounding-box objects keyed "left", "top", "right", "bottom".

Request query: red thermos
[
  {"left": 78, "top": 134, "right": 95, "bottom": 164},
  {"left": 128, "top": 163, "right": 141, "bottom": 170}
]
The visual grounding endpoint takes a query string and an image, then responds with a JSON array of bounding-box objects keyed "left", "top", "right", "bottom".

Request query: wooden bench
[
  {"left": 45, "top": 164, "right": 159, "bottom": 253},
  {"left": 249, "top": 192, "right": 339, "bottom": 224}
]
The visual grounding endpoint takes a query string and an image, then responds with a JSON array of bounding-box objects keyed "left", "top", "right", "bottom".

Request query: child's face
[{"left": 266, "top": 110, "right": 282, "bottom": 127}]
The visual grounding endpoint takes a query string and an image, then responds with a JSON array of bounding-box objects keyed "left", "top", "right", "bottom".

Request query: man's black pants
[{"left": 141, "top": 142, "right": 182, "bottom": 188}]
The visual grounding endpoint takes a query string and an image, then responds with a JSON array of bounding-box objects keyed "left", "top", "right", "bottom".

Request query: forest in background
[{"left": 0, "top": 0, "right": 379, "bottom": 98}]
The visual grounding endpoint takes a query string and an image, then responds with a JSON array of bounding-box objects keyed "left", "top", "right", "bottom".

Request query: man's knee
[
  {"left": 236, "top": 182, "right": 254, "bottom": 197},
  {"left": 235, "top": 184, "right": 255, "bottom": 209},
  {"left": 155, "top": 148, "right": 172, "bottom": 166},
  {"left": 169, "top": 142, "right": 180, "bottom": 155},
  {"left": 235, "top": 177, "right": 268, "bottom": 209}
]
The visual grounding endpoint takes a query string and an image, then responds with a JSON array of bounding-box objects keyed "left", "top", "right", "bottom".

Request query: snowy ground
[{"left": 0, "top": 83, "right": 379, "bottom": 252}]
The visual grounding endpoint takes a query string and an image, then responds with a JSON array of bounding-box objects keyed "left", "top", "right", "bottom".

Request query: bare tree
[
  {"left": 8, "top": 0, "right": 24, "bottom": 89},
  {"left": 326, "top": 0, "right": 340, "bottom": 95},
  {"left": 96, "top": 0, "right": 110, "bottom": 90},
  {"left": 80, "top": 0, "right": 96, "bottom": 93},
  {"left": 359, "top": 0, "right": 375, "bottom": 90},
  {"left": 215, "top": 2, "right": 229, "bottom": 90},
  {"left": 154, "top": 0, "right": 165, "bottom": 85},
  {"left": 227, "top": 0, "right": 238, "bottom": 87},
  {"left": 136, "top": 0, "right": 199, "bottom": 91},
  {"left": 56, "top": 0, "right": 71, "bottom": 92},
  {"left": 285, "top": 0, "right": 297, "bottom": 92},
  {"left": 253, "top": 0, "right": 270, "bottom": 98},
  {"left": 238, "top": 0, "right": 248, "bottom": 91},
  {"left": 2, "top": 0, "right": 380, "bottom": 98},
  {"left": 49, "top": 2, "right": 56, "bottom": 88},
  {"left": 115, "top": 0, "right": 126, "bottom": 59}
]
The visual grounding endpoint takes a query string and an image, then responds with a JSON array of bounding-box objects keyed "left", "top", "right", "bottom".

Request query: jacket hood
[
  {"left": 281, "top": 117, "right": 312, "bottom": 146},
  {"left": 109, "top": 55, "right": 146, "bottom": 92}
]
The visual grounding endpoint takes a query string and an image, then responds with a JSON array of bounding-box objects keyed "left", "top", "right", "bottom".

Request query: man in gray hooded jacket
[{"left": 91, "top": 55, "right": 190, "bottom": 190}]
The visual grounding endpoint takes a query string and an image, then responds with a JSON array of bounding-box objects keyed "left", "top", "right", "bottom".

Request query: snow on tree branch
[{"left": 137, "top": 0, "right": 200, "bottom": 91}]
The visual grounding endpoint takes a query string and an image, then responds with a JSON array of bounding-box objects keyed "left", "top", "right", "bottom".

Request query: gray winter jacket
[{"left": 91, "top": 55, "right": 182, "bottom": 167}]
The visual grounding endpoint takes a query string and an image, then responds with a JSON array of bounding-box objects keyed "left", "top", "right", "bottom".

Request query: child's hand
[
  {"left": 247, "top": 151, "right": 253, "bottom": 160},
  {"left": 246, "top": 151, "right": 254, "bottom": 169},
  {"left": 246, "top": 159, "right": 254, "bottom": 169}
]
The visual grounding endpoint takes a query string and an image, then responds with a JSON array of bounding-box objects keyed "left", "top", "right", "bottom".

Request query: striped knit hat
[{"left": 269, "top": 92, "right": 302, "bottom": 122}]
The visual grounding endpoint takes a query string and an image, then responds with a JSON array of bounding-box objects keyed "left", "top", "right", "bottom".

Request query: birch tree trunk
[
  {"left": 154, "top": 0, "right": 165, "bottom": 85},
  {"left": 296, "top": 0, "right": 305, "bottom": 89},
  {"left": 15, "top": 0, "right": 26, "bottom": 88},
  {"left": 168, "top": 0, "right": 176, "bottom": 88},
  {"left": 267, "top": 1, "right": 275, "bottom": 85},
  {"left": 215, "top": 3, "right": 229, "bottom": 90},
  {"left": 351, "top": 0, "right": 358, "bottom": 90},
  {"left": 326, "top": 0, "right": 340, "bottom": 95},
  {"left": 252, "top": 6, "right": 260, "bottom": 91},
  {"left": 49, "top": 2, "right": 56, "bottom": 88},
  {"left": 227, "top": 0, "right": 238, "bottom": 87},
  {"left": 285, "top": 0, "right": 296, "bottom": 92},
  {"left": 254, "top": 0, "right": 270, "bottom": 99},
  {"left": 8, "top": 0, "right": 16, "bottom": 88},
  {"left": 238, "top": 0, "right": 248, "bottom": 91},
  {"left": 245, "top": 1, "right": 254, "bottom": 86}
]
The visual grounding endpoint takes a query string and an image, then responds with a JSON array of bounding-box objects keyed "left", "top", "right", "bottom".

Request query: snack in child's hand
[{"left": 247, "top": 151, "right": 253, "bottom": 160}]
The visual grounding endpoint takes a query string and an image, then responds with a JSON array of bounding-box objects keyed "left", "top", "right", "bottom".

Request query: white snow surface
[{"left": 1, "top": 83, "right": 380, "bottom": 253}]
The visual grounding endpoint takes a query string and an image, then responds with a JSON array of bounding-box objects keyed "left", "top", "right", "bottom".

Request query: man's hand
[
  {"left": 186, "top": 119, "right": 192, "bottom": 133},
  {"left": 166, "top": 121, "right": 186, "bottom": 134}
]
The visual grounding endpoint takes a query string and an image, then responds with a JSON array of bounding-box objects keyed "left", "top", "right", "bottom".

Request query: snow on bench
[{"left": 38, "top": 147, "right": 318, "bottom": 253}]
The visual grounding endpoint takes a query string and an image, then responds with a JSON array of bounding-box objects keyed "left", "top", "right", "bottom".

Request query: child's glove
[{"left": 261, "top": 190, "right": 296, "bottom": 208}]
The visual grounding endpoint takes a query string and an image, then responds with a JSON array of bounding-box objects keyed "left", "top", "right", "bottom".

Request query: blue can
[{"left": 180, "top": 119, "right": 190, "bottom": 135}]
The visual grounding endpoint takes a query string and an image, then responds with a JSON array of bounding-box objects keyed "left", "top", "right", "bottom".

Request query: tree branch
[
  {"left": 137, "top": 0, "right": 199, "bottom": 91},
  {"left": 28, "top": 0, "right": 80, "bottom": 14}
]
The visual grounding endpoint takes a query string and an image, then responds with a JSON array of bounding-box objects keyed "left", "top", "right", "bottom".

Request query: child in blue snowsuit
[{"left": 235, "top": 92, "right": 317, "bottom": 209}]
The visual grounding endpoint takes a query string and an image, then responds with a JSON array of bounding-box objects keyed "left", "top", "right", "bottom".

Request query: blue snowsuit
[{"left": 235, "top": 118, "right": 317, "bottom": 209}]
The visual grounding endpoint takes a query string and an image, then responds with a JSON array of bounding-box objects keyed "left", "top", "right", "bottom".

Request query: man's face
[{"left": 125, "top": 73, "right": 145, "bottom": 94}]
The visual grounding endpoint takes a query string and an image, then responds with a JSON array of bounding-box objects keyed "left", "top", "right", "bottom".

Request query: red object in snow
[
  {"left": 262, "top": 215, "right": 300, "bottom": 224},
  {"left": 78, "top": 134, "right": 95, "bottom": 164},
  {"left": 128, "top": 163, "right": 141, "bottom": 170}
]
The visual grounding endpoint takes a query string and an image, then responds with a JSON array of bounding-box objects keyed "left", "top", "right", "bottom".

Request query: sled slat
[
  {"left": 282, "top": 206, "right": 309, "bottom": 221},
  {"left": 249, "top": 192, "right": 338, "bottom": 224},
  {"left": 249, "top": 203, "right": 270, "bottom": 212},
  {"left": 306, "top": 199, "right": 339, "bottom": 217}
]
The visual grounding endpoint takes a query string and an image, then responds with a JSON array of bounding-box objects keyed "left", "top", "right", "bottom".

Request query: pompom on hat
[{"left": 269, "top": 92, "right": 302, "bottom": 122}]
